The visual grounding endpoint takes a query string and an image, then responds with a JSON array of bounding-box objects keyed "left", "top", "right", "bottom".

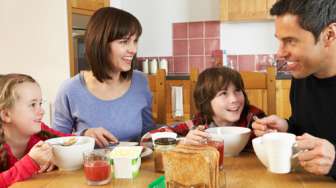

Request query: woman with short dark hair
[{"left": 53, "top": 7, "right": 154, "bottom": 147}]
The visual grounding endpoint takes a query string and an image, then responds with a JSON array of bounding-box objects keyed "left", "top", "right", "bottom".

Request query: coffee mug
[{"left": 252, "top": 132, "right": 300, "bottom": 174}]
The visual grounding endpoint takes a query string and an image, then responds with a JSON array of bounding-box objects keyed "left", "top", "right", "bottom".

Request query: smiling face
[
  {"left": 108, "top": 34, "right": 138, "bottom": 75},
  {"left": 274, "top": 14, "right": 329, "bottom": 78},
  {"left": 210, "top": 82, "right": 245, "bottom": 126},
  {"left": 5, "top": 82, "right": 44, "bottom": 136}
]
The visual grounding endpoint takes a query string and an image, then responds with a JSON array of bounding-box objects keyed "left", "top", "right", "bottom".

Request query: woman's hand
[
  {"left": 28, "top": 141, "right": 53, "bottom": 169},
  {"left": 83, "top": 127, "right": 118, "bottom": 148},
  {"left": 184, "top": 125, "right": 210, "bottom": 145}
]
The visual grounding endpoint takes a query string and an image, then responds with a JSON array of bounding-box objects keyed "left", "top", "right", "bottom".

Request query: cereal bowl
[
  {"left": 46, "top": 136, "right": 95, "bottom": 171},
  {"left": 206, "top": 127, "right": 251, "bottom": 156}
]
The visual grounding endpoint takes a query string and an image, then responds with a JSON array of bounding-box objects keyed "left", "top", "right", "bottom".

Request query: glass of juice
[
  {"left": 83, "top": 150, "right": 111, "bottom": 186},
  {"left": 206, "top": 136, "right": 224, "bottom": 170}
]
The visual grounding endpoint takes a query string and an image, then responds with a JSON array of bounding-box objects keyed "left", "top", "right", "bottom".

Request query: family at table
[{"left": 0, "top": 0, "right": 336, "bottom": 187}]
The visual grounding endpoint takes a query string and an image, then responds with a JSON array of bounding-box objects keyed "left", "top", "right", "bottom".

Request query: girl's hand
[
  {"left": 28, "top": 141, "right": 53, "bottom": 168},
  {"left": 184, "top": 125, "right": 210, "bottom": 145},
  {"left": 38, "top": 162, "right": 55, "bottom": 173}
]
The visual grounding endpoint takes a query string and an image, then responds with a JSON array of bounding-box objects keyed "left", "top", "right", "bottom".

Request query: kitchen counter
[
  {"left": 166, "top": 72, "right": 292, "bottom": 80},
  {"left": 276, "top": 72, "right": 292, "bottom": 80}
]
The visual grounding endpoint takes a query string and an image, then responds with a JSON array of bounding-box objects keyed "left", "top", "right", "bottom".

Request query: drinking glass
[
  {"left": 83, "top": 149, "right": 111, "bottom": 186},
  {"left": 206, "top": 136, "right": 224, "bottom": 170}
]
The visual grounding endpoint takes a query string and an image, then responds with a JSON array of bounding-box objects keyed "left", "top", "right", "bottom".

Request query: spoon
[{"left": 51, "top": 137, "right": 77, "bottom": 146}]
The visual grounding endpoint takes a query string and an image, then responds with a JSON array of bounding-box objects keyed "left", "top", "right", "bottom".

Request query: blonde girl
[{"left": 0, "top": 74, "right": 70, "bottom": 188}]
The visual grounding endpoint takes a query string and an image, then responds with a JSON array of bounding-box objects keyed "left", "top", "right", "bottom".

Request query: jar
[
  {"left": 159, "top": 58, "right": 168, "bottom": 75},
  {"left": 149, "top": 59, "right": 158, "bottom": 74},
  {"left": 142, "top": 59, "right": 149, "bottom": 74},
  {"left": 154, "top": 138, "right": 177, "bottom": 172}
]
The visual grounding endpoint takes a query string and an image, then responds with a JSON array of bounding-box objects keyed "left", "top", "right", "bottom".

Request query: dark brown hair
[
  {"left": 85, "top": 7, "right": 142, "bottom": 82},
  {"left": 0, "top": 74, "right": 59, "bottom": 171},
  {"left": 193, "top": 67, "right": 250, "bottom": 124},
  {"left": 270, "top": 0, "right": 336, "bottom": 43}
]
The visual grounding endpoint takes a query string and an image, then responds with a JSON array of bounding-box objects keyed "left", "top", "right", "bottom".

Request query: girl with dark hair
[
  {"left": 53, "top": 7, "right": 154, "bottom": 147},
  {"left": 142, "top": 67, "right": 265, "bottom": 145},
  {"left": 0, "top": 74, "right": 70, "bottom": 188}
]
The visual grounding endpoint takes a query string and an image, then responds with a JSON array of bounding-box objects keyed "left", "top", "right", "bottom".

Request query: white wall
[
  {"left": 220, "top": 21, "right": 278, "bottom": 55},
  {"left": 112, "top": 0, "right": 220, "bottom": 57},
  {"left": 0, "top": 0, "right": 70, "bottom": 125},
  {"left": 112, "top": 0, "right": 278, "bottom": 56}
]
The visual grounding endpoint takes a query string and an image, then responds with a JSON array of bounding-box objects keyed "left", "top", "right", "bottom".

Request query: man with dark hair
[{"left": 252, "top": 0, "right": 336, "bottom": 179}]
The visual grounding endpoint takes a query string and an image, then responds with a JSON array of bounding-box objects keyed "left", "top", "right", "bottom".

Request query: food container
[
  {"left": 109, "top": 146, "right": 143, "bottom": 179},
  {"left": 149, "top": 59, "right": 158, "bottom": 74},
  {"left": 154, "top": 138, "right": 177, "bottom": 172},
  {"left": 159, "top": 58, "right": 168, "bottom": 75},
  {"left": 142, "top": 59, "right": 149, "bottom": 74}
]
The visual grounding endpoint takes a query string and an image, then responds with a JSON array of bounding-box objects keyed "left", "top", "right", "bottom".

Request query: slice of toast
[{"left": 163, "top": 144, "right": 219, "bottom": 188}]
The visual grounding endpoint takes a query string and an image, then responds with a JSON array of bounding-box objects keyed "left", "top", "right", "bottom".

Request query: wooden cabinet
[
  {"left": 220, "top": 0, "right": 276, "bottom": 21},
  {"left": 71, "top": 0, "right": 109, "bottom": 15},
  {"left": 67, "top": 0, "right": 110, "bottom": 76},
  {"left": 165, "top": 80, "right": 192, "bottom": 124},
  {"left": 276, "top": 80, "right": 291, "bottom": 119},
  {"left": 164, "top": 70, "right": 198, "bottom": 125}
]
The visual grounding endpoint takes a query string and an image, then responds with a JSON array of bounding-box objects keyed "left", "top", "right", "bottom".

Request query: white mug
[{"left": 252, "top": 132, "right": 296, "bottom": 174}]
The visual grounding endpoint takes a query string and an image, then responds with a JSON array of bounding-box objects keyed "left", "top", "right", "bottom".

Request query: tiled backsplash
[
  {"left": 137, "top": 20, "right": 277, "bottom": 74},
  {"left": 173, "top": 21, "right": 220, "bottom": 73}
]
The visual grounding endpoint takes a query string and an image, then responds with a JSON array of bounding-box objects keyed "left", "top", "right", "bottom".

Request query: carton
[{"left": 109, "top": 146, "right": 143, "bottom": 179}]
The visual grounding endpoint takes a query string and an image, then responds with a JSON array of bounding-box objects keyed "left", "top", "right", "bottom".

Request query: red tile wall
[
  {"left": 172, "top": 21, "right": 220, "bottom": 73},
  {"left": 137, "top": 20, "right": 276, "bottom": 74}
]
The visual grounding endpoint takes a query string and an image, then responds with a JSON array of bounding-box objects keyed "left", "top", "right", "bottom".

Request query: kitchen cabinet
[
  {"left": 71, "top": 0, "right": 109, "bottom": 16},
  {"left": 220, "top": 0, "right": 276, "bottom": 21},
  {"left": 67, "top": 0, "right": 110, "bottom": 76},
  {"left": 276, "top": 80, "right": 291, "bottom": 119}
]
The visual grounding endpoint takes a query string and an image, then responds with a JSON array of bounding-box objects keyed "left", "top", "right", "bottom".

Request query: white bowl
[
  {"left": 151, "top": 132, "right": 177, "bottom": 145},
  {"left": 206, "top": 127, "right": 251, "bottom": 156},
  {"left": 46, "top": 136, "right": 95, "bottom": 171},
  {"left": 252, "top": 136, "right": 268, "bottom": 167}
]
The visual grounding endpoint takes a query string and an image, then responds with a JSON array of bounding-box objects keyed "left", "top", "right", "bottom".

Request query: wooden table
[{"left": 11, "top": 152, "right": 335, "bottom": 188}]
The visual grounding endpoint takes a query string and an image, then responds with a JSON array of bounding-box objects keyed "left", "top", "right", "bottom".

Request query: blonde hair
[
  {"left": 0, "top": 74, "right": 37, "bottom": 171},
  {"left": 0, "top": 74, "right": 61, "bottom": 171},
  {"left": 0, "top": 74, "right": 37, "bottom": 111}
]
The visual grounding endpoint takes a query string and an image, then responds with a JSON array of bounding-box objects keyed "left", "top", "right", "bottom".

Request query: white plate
[
  {"left": 118, "top": 141, "right": 138, "bottom": 146},
  {"left": 141, "top": 147, "right": 153, "bottom": 158}
]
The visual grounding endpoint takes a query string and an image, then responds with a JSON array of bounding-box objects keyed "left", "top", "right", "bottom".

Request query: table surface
[{"left": 11, "top": 152, "right": 335, "bottom": 188}]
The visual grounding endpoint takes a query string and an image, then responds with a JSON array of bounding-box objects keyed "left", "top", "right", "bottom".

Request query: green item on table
[{"left": 148, "top": 176, "right": 166, "bottom": 188}]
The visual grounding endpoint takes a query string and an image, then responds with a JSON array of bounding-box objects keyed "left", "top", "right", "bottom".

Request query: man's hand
[
  {"left": 252, "top": 115, "right": 288, "bottom": 136},
  {"left": 83, "top": 127, "right": 118, "bottom": 148},
  {"left": 296, "top": 133, "right": 335, "bottom": 175}
]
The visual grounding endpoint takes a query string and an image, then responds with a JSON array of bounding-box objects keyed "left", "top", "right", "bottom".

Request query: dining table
[{"left": 10, "top": 152, "right": 335, "bottom": 188}]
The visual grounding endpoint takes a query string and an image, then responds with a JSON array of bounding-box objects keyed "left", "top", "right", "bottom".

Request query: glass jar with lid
[{"left": 154, "top": 138, "right": 177, "bottom": 172}]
